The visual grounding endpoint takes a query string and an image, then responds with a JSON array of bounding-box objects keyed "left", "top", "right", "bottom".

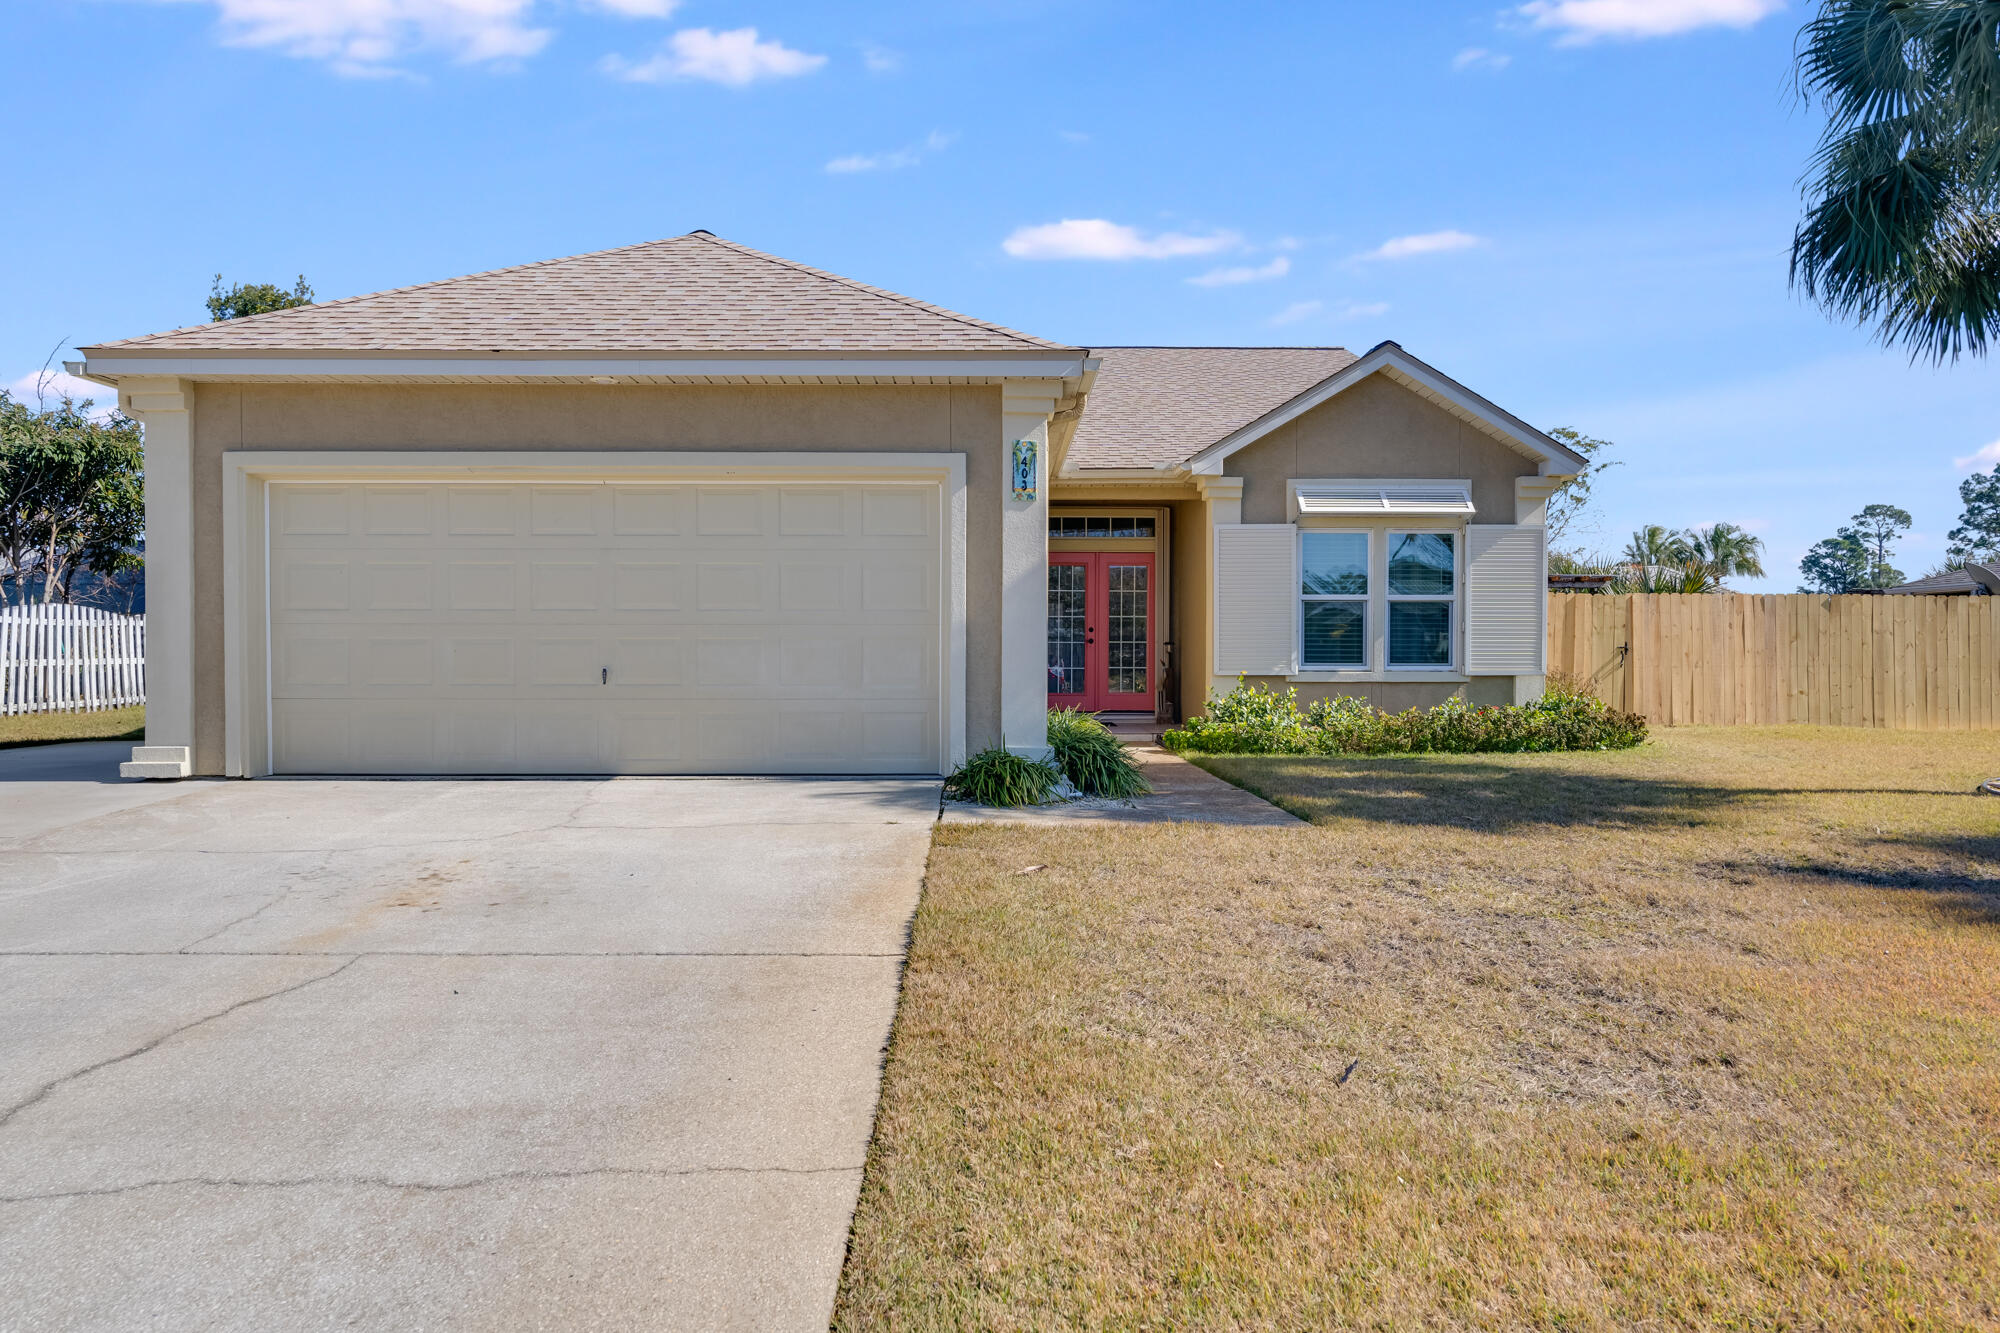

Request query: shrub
[
  {"left": 945, "top": 746, "right": 1063, "bottom": 807},
  {"left": 1047, "top": 708, "right": 1151, "bottom": 799},
  {"left": 1162, "top": 676, "right": 1647, "bottom": 756}
]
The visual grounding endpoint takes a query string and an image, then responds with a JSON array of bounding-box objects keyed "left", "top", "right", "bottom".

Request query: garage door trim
[{"left": 221, "top": 451, "right": 968, "bottom": 778}]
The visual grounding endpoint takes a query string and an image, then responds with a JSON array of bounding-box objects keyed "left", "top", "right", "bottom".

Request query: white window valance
[{"left": 1291, "top": 479, "right": 1475, "bottom": 518}]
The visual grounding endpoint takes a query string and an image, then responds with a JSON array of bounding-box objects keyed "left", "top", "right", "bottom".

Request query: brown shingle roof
[
  {"left": 1886, "top": 562, "right": 2000, "bottom": 595},
  {"left": 1065, "top": 346, "right": 1358, "bottom": 471},
  {"left": 84, "top": 233, "right": 1073, "bottom": 356}
]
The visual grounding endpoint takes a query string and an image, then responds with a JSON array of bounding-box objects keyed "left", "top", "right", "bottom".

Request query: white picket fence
[{"left": 0, "top": 604, "right": 147, "bottom": 715}]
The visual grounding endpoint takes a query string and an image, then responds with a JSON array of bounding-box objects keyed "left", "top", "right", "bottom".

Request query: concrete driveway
[{"left": 0, "top": 742, "right": 939, "bottom": 1331}]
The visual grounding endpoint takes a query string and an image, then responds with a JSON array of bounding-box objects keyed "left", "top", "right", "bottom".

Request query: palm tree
[
  {"left": 1793, "top": 1, "right": 2000, "bottom": 361},
  {"left": 1621, "top": 525, "right": 1693, "bottom": 570},
  {"left": 1689, "top": 522, "right": 1768, "bottom": 585}
]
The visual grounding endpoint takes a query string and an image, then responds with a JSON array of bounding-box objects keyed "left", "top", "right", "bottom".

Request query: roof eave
[{"left": 72, "top": 347, "right": 1096, "bottom": 388}]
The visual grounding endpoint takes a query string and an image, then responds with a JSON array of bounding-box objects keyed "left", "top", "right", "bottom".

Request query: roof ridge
[{"left": 688, "top": 233, "right": 1068, "bottom": 350}]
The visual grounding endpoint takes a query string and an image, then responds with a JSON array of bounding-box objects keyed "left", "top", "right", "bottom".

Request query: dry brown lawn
[
  {"left": 836, "top": 728, "right": 2000, "bottom": 1331},
  {"left": 0, "top": 704, "right": 143, "bottom": 750}
]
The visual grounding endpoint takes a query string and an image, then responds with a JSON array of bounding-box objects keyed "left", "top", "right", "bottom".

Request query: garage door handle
[{"left": 601, "top": 667, "right": 608, "bottom": 685}]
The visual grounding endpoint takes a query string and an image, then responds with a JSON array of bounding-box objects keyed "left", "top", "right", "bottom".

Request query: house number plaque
[{"left": 1011, "top": 438, "right": 1038, "bottom": 501}]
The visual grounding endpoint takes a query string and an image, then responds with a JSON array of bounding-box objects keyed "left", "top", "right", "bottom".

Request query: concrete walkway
[
  {"left": 941, "top": 744, "right": 1301, "bottom": 826},
  {"left": 0, "top": 743, "right": 939, "bottom": 1331}
]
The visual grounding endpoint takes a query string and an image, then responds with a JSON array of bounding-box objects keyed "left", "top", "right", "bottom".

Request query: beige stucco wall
[
  {"left": 1226, "top": 374, "right": 1537, "bottom": 524},
  {"left": 1165, "top": 498, "right": 1209, "bottom": 722},
  {"left": 186, "top": 381, "right": 1003, "bottom": 774}
]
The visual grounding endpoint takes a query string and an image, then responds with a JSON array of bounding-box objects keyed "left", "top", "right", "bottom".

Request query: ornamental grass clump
[
  {"left": 1162, "top": 675, "right": 1646, "bottom": 756},
  {"left": 1046, "top": 708, "right": 1151, "bottom": 799},
  {"left": 944, "top": 746, "right": 1063, "bottom": 807}
]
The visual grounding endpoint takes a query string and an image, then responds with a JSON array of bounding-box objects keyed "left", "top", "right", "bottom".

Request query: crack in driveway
[{"left": 0, "top": 955, "right": 363, "bottom": 1130}]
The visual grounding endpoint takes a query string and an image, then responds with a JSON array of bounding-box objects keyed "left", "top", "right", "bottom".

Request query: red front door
[{"left": 1047, "top": 553, "right": 1155, "bottom": 713}]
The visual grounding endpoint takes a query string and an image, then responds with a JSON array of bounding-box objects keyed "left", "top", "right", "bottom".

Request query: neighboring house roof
[
  {"left": 1885, "top": 562, "right": 2000, "bottom": 595},
  {"left": 1066, "top": 346, "right": 1358, "bottom": 470},
  {"left": 81, "top": 232, "right": 1075, "bottom": 356}
]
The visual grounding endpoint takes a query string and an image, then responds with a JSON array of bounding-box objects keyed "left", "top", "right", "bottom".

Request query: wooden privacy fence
[
  {"left": 1548, "top": 593, "right": 2000, "bottom": 730},
  {"left": 0, "top": 605, "right": 147, "bottom": 716}
]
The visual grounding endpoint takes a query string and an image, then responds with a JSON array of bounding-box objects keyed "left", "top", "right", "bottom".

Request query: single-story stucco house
[{"left": 73, "top": 233, "right": 1583, "bottom": 779}]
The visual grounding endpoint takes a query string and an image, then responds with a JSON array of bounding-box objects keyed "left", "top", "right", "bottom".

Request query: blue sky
[{"left": 8, "top": 0, "right": 1998, "bottom": 589}]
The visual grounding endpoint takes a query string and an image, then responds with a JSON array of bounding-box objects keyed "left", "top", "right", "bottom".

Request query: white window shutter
[
  {"left": 1465, "top": 524, "right": 1546, "bottom": 675},
  {"left": 1213, "top": 524, "right": 1298, "bottom": 675}
]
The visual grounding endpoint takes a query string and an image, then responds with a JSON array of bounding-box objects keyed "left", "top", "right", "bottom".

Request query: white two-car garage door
[{"left": 267, "top": 480, "right": 944, "bottom": 775}]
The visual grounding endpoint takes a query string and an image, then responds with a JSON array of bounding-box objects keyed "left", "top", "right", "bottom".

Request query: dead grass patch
[{"left": 837, "top": 728, "right": 2000, "bottom": 1330}]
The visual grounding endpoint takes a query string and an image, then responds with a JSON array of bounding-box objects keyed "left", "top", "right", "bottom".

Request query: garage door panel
[
  {"left": 609, "top": 637, "right": 685, "bottom": 687},
  {"left": 696, "top": 562, "right": 766, "bottom": 612},
  {"left": 360, "top": 637, "right": 434, "bottom": 687},
  {"left": 606, "top": 486, "right": 679, "bottom": 534},
  {"left": 361, "top": 486, "right": 432, "bottom": 536},
  {"left": 610, "top": 561, "right": 683, "bottom": 610},
  {"left": 444, "top": 638, "right": 515, "bottom": 687},
  {"left": 275, "top": 486, "right": 352, "bottom": 537},
  {"left": 268, "top": 480, "right": 942, "bottom": 775},
  {"left": 446, "top": 487, "right": 519, "bottom": 536},
  {"left": 447, "top": 562, "right": 517, "bottom": 611}
]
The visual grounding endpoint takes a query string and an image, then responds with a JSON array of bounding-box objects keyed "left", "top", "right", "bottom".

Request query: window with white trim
[
  {"left": 1386, "top": 531, "right": 1456, "bottom": 669},
  {"left": 1300, "top": 531, "right": 1369, "bottom": 668}
]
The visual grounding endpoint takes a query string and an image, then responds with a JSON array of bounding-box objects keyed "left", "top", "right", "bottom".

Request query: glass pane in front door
[
  {"left": 1105, "top": 564, "right": 1150, "bottom": 697},
  {"left": 1047, "top": 562, "right": 1087, "bottom": 698}
]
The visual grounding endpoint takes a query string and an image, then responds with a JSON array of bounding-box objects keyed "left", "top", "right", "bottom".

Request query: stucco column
[
  {"left": 1000, "top": 380, "right": 1061, "bottom": 759},
  {"left": 117, "top": 377, "right": 194, "bottom": 778},
  {"left": 1194, "top": 474, "right": 1245, "bottom": 703}
]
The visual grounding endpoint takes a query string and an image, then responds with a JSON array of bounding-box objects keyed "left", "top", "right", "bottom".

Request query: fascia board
[{"left": 76, "top": 353, "right": 1094, "bottom": 381}]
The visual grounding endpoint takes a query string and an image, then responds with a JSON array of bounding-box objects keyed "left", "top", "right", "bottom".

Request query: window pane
[
  {"left": 1134, "top": 518, "right": 1155, "bottom": 538},
  {"left": 1303, "top": 601, "right": 1366, "bottom": 666},
  {"left": 1388, "top": 533, "right": 1454, "bottom": 595},
  {"left": 1086, "top": 517, "right": 1111, "bottom": 537},
  {"left": 1047, "top": 564, "right": 1087, "bottom": 694},
  {"left": 1389, "top": 601, "right": 1451, "bottom": 666},
  {"left": 1106, "top": 564, "right": 1149, "bottom": 694},
  {"left": 1302, "top": 532, "right": 1368, "bottom": 595},
  {"left": 1111, "top": 517, "right": 1141, "bottom": 538}
]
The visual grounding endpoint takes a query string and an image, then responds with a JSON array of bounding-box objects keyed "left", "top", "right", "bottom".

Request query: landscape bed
[{"left": 838, "top": 727, "right": 2000, "bottom": 1329}]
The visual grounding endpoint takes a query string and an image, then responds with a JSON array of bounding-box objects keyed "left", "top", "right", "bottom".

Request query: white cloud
[
  {"left": 1955, "top": 439, "right": 2000, "bottom": 470},
  {"left": 1058, "top": 130, "right": 1090, "bottom": 145},
  {"left": 1269, "top": 297, "right": 1390, "bottom": 328},
  {"left": 1452, "top": 47, "right": 1512, "bottom": 71},
  {"left": 160, "top": 0, "right": 552, "bottom": 74},
  {"left": 1188, "top": 256, "right": 1290, "bottom": 287},
  {"left": 8, "top": 371, "right": 120, "bottom": 419},
  {"left": 860, "top": 43, "right": 900, "bottom": 72},
  {"left": 826, "top": 131, "right": 954, "bottom": 174},
  {"left": 586, "top": 0, "right": 678, "bottom": 15},
  {"left": 1361, "top": 229, "right": 1483, "bottom": 261},
  {"left": 1517, "top": 0, "right": 1784, "bottom": 42},
  {"left": 603, "top": 26, "right": 826, "bottom": 85},
  {"left": 1001, "top": 219, "right": 1240, "bottom": 261}
]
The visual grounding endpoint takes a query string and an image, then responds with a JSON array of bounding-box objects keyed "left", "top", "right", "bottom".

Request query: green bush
[
  {"left": 1162, "top": 675, "right": 1647, "bottom": 756},
  {"left": 945, "top": 746, "right": 1063, "bottom": 807},
  {"left": 1047, "top": 708, "right": 1151, "bottom": 799}
]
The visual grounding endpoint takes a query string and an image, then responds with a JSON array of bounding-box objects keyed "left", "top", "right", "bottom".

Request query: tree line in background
[
  {"left": 1, "top": 275, "right": 316, "bottom": 607},
  {"left": 1545, "top": 428, "right": 2000, "bottom": 593}
]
